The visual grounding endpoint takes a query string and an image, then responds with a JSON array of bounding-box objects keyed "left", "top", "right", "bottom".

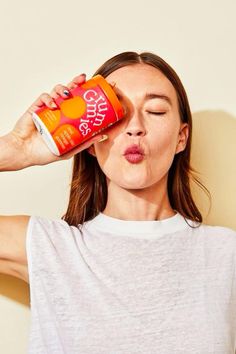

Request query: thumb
[{"left": 60, "top": 134, "right": 108, "bottom": 160}]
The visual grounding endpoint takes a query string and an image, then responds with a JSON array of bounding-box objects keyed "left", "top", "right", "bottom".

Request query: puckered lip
[{"left": 123, "top": 144, "right": 145, "bottom": 155}]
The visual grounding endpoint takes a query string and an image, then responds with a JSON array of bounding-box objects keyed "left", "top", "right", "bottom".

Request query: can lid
[{"left": 92, "top": 74, "right": 124, "bottom": 119}]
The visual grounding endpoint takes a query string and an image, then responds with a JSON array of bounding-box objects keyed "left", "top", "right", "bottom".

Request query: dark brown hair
[{"left": 61, "top": 51, "right": 211, "bottom": 227}]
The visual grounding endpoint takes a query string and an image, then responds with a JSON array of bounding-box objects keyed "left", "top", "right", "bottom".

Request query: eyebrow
[
  {"left": 111, "top": 84, "right": 172, "bottom": 107},
  {"left": 143, "top": 93, "right": 172, "bottom": 106}
]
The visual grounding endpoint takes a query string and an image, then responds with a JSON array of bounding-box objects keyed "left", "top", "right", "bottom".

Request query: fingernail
[
  {"left": 98, "top": 134, "right": 108, "bottom": 143},
  {"left": 63, "top": 89, "right": 70, "bottom": 96},
  {"left": 50, "top": 101, "right": 57, "bottom": 108}
]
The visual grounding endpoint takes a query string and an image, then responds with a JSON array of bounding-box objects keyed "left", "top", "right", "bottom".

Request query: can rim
[
  {"left": 32, "top": 112, "right": 60, "bottom": 156},
  {"left": 92, "top": 74, "right": 124, "bottom": 120}
]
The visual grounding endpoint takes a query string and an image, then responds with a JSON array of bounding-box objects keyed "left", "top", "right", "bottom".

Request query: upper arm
[{"left": 0, "top": 215, "right": 31, "bottom": 283}]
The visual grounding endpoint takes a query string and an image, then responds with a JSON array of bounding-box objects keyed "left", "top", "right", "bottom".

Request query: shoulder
[
  {"left": 201, "top": 222, "right": 236, "bottom": 238},
  {"left": 26, "top": 216, "right": 87, "bottom": 281},
  {"left": 28, "top": 214, "right": 79, "bottom": 229},
  {"left": 182, "top": 221, "right": 236, "bottom": 265},
  {"left": 27, "top": 215, "right": 82, "bottom": 247},
  {"left": 192, "top": 221, "right": 236, "bottom": 250},
  {"left": 183, "top": 216, "right": 236, "bottom": 242},
  {"left": 184, "top": 215, "right": 236, "bottom": 237}
]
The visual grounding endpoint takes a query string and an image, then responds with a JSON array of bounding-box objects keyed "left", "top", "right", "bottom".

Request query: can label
[{"left": 34, "top": 82, "right": 121, "bottom": 155}]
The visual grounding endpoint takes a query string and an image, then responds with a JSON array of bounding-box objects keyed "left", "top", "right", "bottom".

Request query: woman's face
[{"left": 88, "top": 63, "right": 189, "bottom": 190}]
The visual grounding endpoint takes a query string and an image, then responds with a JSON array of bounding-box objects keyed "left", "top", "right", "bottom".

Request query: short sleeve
[{"left": 25, "top": 215, "right": 84, "bottom": 290}]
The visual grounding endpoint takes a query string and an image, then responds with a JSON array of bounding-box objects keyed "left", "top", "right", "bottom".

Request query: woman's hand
[{"left": 9, "top": 73, "right": 105, "bottom": 168}]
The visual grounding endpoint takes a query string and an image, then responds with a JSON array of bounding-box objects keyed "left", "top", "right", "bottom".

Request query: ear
[
  {"left": 175, "top": 123, "right": 189, "bottom": 155},
  {"left": 87, "top": 144, "right": 96, "bottom": 157}
]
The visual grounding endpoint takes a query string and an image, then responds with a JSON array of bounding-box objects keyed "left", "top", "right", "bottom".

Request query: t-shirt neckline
[{"left": 86, "top": 211, "right": 193, "bottom": 237}]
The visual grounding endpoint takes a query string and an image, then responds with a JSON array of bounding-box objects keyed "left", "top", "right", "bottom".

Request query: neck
[{"left": 102, "top": 176, "right": 175, "bottom": 221}]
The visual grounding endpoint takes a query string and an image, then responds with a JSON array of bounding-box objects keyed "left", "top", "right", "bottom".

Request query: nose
[{"left": 124, "top": 112, "right": 147, "bottom": 137}]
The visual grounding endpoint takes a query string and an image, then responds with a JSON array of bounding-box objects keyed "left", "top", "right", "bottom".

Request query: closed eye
[{"left": 147, "top": 112, "right": 166, "bottom": 115}]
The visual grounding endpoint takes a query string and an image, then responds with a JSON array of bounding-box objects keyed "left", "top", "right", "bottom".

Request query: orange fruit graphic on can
[{"left": 32, "top": 75, "right": 124, "bottom": 156}]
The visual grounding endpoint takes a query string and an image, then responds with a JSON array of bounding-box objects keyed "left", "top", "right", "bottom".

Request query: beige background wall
[{"left": 0, "top": 0, "right": 235, "bottom": 352}]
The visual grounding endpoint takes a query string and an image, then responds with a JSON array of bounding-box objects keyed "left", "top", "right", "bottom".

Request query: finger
[
  {"left": 50, "top": 84, "right": 72, "bottom": 99},
  {"left": 66, "top": 73, "right": 86, "bottom": 90},
  {"left": 61, "top": 134, "right": 107, "bottom": 160},
  {"left": 29, "top": 93, "right": 57, "bottom": 112}
]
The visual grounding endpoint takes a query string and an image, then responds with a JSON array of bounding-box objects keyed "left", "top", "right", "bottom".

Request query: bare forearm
[{"left": 0, "top": 133, "right": 29, "bottom": 171}]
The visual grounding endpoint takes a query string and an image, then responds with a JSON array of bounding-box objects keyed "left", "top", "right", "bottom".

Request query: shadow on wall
[
  {"left": 0, "top": 110, "right": 236, "bottom": 305},
  {"left": 0, "top": 274, "right": 29, "bottom": 306},
  {"left": 191, "top": 110, "right": 236, "bottom": 229}
]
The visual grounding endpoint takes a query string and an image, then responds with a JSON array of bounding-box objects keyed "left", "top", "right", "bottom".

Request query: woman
[{"left": 1, "top": 51, "right": 236, "bottom": 354}]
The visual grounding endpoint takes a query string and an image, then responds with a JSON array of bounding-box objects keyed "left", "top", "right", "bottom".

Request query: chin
[{"left": 118, "top": 179, "right": 150, "bottom": 190}]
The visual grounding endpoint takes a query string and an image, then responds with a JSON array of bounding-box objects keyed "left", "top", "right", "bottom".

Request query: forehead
[{"left": 106, "top": 64, "right": 177, "bottom": 105}]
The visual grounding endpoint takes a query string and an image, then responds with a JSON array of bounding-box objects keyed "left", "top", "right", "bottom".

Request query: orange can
[{"left": 32, "top": 74, "right": 124, "bottom": 156}]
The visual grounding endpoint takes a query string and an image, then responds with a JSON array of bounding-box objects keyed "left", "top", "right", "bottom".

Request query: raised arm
[
  {"left": 0, "top": 214, "right": 30, "bottom": 282},
  {"left": 0, "top": 73, "right": 105, "bottom": 282}
]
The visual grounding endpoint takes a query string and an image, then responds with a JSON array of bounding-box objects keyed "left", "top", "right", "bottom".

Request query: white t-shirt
[{"left": 26, "top": 211, "right": 236, "bottom": 354}]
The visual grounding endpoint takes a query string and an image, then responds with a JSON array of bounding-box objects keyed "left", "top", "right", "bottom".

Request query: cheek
[
  {"left": 93, "top": 141, "right": 117, "bottom": 177},
  {"left": 148, "top": 126, "right": 178, "bottom": 172},
  {"left": 93, "top": 122, "right": 123, "bottom": 165},
  {"left": 96, "top": 151, "right": 127, "bottom": 186},
  {"left": 151, "top": 123, "right": 178, "bottom": 155}
]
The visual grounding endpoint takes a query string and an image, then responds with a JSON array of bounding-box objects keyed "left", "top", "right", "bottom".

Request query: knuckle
[
  {"left": 51, "top": 84, "right": 70, "bottom": 97},
  {"left": 40, "top": 92, "right": 50, "bottom": 98},
  {"left": 67, "top": 83, "right": 76, "bottom": 89},
  {"left": 54, "top": 84, "right": 64, "bottom": 91}
]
